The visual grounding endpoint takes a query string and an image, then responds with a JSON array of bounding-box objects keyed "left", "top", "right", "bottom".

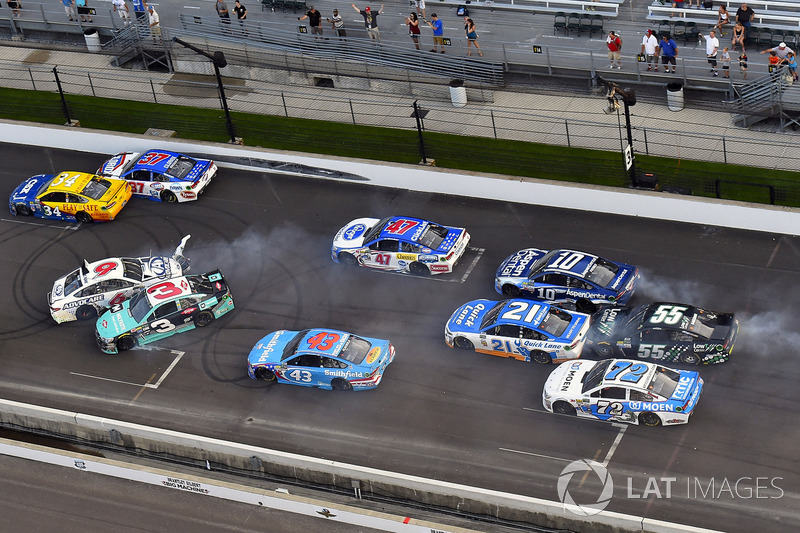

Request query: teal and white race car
[{"left": 95, "top": 270, "right": 234, "bottom": 354}]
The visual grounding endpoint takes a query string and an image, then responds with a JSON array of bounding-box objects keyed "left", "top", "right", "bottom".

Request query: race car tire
[
  {"left": 116, "top": 335, "right": 136, "bottom": 352},
  {"left": 409, "top": 262, "right": 430, "bottom": 276},
  {"left": 680, "top": 352, "right": 701, "bottom": 365},
  {"left": 638, "top": 412, "right": 662, "bottom": 427},
  {"left": 531, "top": 350, "right": 551, "bottom": 364},
  {"left": 254, "top": 367, "right": 277, "bottom": 383},
  {"left": 76, "top": 211, "right": 93, "bottom": 223},
  {"left": 594, "top": 344, "right": 613, "bottom": 357},
  {"left": 194, "top": 310, "right": 214, "bottom": 327},
  {"left": 501, "top": 284, "right": 521, "bottom": 297},
  {"left": 454, "top": 336, "right": 474, "bottom": 350},
  {"left": 14, "top": 203, "right": 32, "bottom": 216},
  {"left": 331, "top": 378, "right": 353, "bottom": 391},
  {"left": 75, "top": 305, "right": 97, "bottom": 321},
  {"left": 160, "top": 190, "right": 178, "bottom": 203},
  {"left": 576, "top": 298, "right": 597, "bottom": 314},
  {"left": 338, "top": 252, "right": 358, "bottom": 266},
  {"left": 553, "top": 401, "right": 576, "bottom": 416}
]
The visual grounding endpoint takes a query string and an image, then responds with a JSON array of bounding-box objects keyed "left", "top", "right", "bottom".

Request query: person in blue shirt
[
  {"left": 426, "top": 13, "right": 444, "bottom": 53},
  {"left": 61, "top": 0, "right": 76, "bottom": 21},
  {"left": 131, "top": 0, "right": 147, "bottom": 24},
  {"left": 659, "top": 34, "right": 679, "bottom": 74}
]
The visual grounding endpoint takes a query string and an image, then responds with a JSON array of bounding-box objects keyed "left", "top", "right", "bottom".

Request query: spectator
[
  {"left": 327, "top": 9, "right": 346, "bottom": 39},
  {"left": 427, "top": 13, "right": 444, "bottom": 53},
  {"left": 8, "top": 0, "right": 21, "bottom": 18},
  {"left": 234, "top": 0, "right": 246, "bottom": 34},
  {"left": 731, "top": 21, "right": 745, "bottom": 53},
  {"left": 299, "top": 6, "right": 323, "bottom": 37},
  {"left": 215, "top": 0, "right": 231, "bottom": 24},
  {"left": 761, "top": 42, "right": 794, "bottom": 61},
  {"left": 131, "top": 0, "right": 147, "bottom": 25},
  {"left": 464, "top": 17, "right": 482, "bottom": 57},
  {"left": 606, "top": 31, "right": 622, "bottom": 69},
  {"left": 735, "top": 3, "right": 754, "bottom": 38},
  {"left": 148, "top": 5, "right": 161, "bottom": 42},
  {"left": 715, "top": 5, "right": 729, "bottom": 36},
  {"left": 786, "top": 52, "right": 798, "bottom": 82},
  {"left": 659, "top": 33, "right": 679, "bottom": 73},
  {"left": 406, "top": 12, "right": 421, "bottom": 50},
  {"left": 112, "top": 0, "right": 131, "bottom": 25},
  {"left": 413, "top": 0, "right": 425, "bottom": 20},
  {"left": 353, "top": 4, "right": 383, "bottom": 43},
  {"left": 62, "top": 0, "right": 76, "bottom": 21},
  {"left": 641, "top": 29, "right": 658, "bottom": 71},
  {"left": 76, "top": 0, "right": 92, "bottom": 22},
  {"left": 698, "top": 30, "right": 720, "bottom": 76},
  {"left": 739, "top": 52, "right": 748, "bottom": 79},
  {"left": 721, "top": 47, "right": 731, "bottom": 78}
]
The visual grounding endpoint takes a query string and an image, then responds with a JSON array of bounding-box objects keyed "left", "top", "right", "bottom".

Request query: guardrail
[{"left": 435, "top": 0, "right": 621, "bottom": 17}]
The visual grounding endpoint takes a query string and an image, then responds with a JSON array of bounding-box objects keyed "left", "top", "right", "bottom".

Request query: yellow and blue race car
[{"left": 9, "top": 171, "right": 132, "bottom": 223}]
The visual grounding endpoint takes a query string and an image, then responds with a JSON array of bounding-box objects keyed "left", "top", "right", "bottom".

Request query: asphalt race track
[{"left": 1, "top": 144, "right": 799, "bottom": 532}]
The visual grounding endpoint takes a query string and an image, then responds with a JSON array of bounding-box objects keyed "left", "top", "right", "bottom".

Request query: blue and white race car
[
  {"left": 543, "top": 359, "right": 704, "bottom": 427},
  {"left": 444, "top": 299, "right": 591, "bottom": 364},
  {"left": 247, "top": 328, "right": 395, "bottom": 391},
  {"left": 331, "top": 216, "right": 470, "bottom": 276},
  {"left": 96, "top": 150, "right": 217, "bottom": 203},
  {"left": 494, "top": 248, "right": 638, "bottom": 310}
]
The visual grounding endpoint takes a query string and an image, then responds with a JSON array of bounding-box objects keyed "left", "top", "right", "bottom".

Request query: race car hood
[
  {"left": 332, "top": 217, "right": 381, "bottom": 249},
  {"left": 248, "top": 330, "right": 294, "bottom": 366},
  {"left": 445, "top": 299, "right": 495, "bottom": 334},
  {"left": 97, "top": 152, "right": 140, "bottom": 178},
  {"left": 96, "top": 303, "right": 139, "bottom": 338},
  {"left": 495, "top": 248, "right": 548, "bottom": 279},
  {"left": 9, "top": 174, "right": 52, "bottom": 204},
  {"left": 544, "top": 360, "right": 594, "bottom": 397}
]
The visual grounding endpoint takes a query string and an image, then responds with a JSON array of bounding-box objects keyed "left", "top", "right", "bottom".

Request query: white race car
[
  {"left": 542, "top": 359, "right": 704, "bottom": 427},
  {"left": 48, "top": 235, "right": 191, "bottom": 324}
]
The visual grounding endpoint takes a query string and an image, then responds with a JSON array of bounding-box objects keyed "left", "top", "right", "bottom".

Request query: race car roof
[
  {"left": 143, "top": 275, "right": 194, "bottom": 306},
  {"left": 375, "top": 216, "right": 431, "bottom": 242},
  {"left": 297, "top": 329, "right": 351, "bottom": 357},
  {"left": 539, "top": 249, "right": 599, "bottom": 278},
  {"left": 45, "top": 172, "right": 98, "bottom": 193},
  {"left": 492, "top": 300, "right": 552, "bottom": 328}
]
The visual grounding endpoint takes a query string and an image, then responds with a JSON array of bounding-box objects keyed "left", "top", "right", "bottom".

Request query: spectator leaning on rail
[
  {"left": 735, "top": 3, "right": 755, "bottom": 38},
  {"left": 353, "top": 4, "right": 384, "bottom": 43},
  {"left": 658, "top": 33, "right": 679, "bottom": 74},
  {"left": 761, "top": 42, "right": 794, "bottom": 61},
  {"left": 641, "top": 29, "right": 658, "bottom": 71}
]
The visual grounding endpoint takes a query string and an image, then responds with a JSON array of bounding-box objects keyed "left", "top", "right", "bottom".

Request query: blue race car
[
  {"left": 248, "top": 328, "right": 395, "bottom": 391},
  {"left": 331, "top": 216, "right": 470, "bottom": 276},
  {"left": 444, "top": 299, "right": 591, "bottom": 364},
  {"left": 494, "top": 248, "right": 639, "bottom": 310},
  {"left": 96, "top": 150, "right": 217, "bottom": 203}
]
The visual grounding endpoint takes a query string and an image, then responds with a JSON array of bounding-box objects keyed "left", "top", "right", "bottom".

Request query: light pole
[
  {"left": 172, "top": 37, "right": 238, "bottom": 144},
  {"left": 596, "top": 75, "right": 638, "bottom": 187}
]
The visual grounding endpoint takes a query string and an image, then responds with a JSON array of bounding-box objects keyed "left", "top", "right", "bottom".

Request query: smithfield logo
[
  {"left": 557, "top": 459, "right": 614, "bottom": 516},
  {"left": 343, "top": 223, "right": 366, "bottom": 240}
]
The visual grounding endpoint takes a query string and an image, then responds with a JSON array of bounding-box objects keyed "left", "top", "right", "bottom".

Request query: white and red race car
[{"left": 48, "top": 235, "right": 191, "bottom": 324}]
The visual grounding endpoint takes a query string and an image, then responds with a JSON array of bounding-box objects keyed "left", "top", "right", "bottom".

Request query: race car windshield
[
  {"left": 539, "top": 307, "right": 572, "bottom": 337},
  {"left": 63, "top": 268, "right": 84, "bottom": 297},
  {"left": 129, "top": 291, "right": 152, "bottom": 323},
  {"left": 166, "top": 156, "right": 198, "bottom": 179},
  {"left": 281, "top": 329, "right": 310, "bottom": 361},
  {"left": 480, "top": 301, "right": 505, "bottom": 330},
  {"left": 363, "top": 217, "right": 391, "bottom": 243},
  {"left": 585, "top": 258, "right": 619, "bottom": 287},
  {"left": 80, "top": 177, "right": 114, "bottom": 200},
  {"left": 582, "top": 359, "right": 612, "bottom": 393},
  {"left": 528, "top": 250, "right": 558, "bottom": 277},
  {"left": 417, "top": 224, "right": 449, "bottom": 249},
  {"left": 647, "top": 366, "right": 682, "bottom": 399},
  {"left": 339, "top": 335, "right": 372, "bottom": 364},
  {"left": 122, "top": 259, "right": 144, "bottom": 282}
]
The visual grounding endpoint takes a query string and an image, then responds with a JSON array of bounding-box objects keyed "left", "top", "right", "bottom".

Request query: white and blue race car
[
  {"left": 494, "top": 248, "right": 638, "bottom": 311},
  {"left": 543, "top": 359, "right": 704, "bottom": 427},
  {"left": 97, "top": 150, "right": 216, "bottom": 203},
  {"left": 444, "top": 299, "right": 591, "bottom": 364},
  {"left": 331, "top": 216, "right": 470, "bottom": 276}
]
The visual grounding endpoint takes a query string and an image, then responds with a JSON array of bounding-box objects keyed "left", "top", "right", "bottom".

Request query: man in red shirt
[{"left": 607, "top": 31, "right": 622, "bottom": 69}]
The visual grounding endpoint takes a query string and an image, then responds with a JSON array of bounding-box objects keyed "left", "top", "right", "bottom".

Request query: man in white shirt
[
  {"left": 699, "top": 30, "right": 720, "bottom": 76},
  {"left": 112, "top": 0, "right": 130, "bottom": 25},
  {"left": 641, "top": 29, "right": 659, "bottom": 71},
  {"left": 148, "top": 5, "right": 161, "bottom": 42}
]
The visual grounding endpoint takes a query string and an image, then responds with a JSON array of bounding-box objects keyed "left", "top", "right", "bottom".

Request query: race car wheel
[
  {"left": 680, "top": 352, "right": 701, "bottom": 365},
  {"left": 14, "top": 203, "right": 32, "bottom": 216},
  {"left": 638, "top": 412, "right": 663, "bottom": 427},
  {"left": 254, "top": 367, "right": 277, "bottom": 383},
  {"left": 576, "top": 298, "right": 597, "bottom": 314},
  {"left": 531, "top": 350, "right": 551, "bottom": 364},
  {"left": 331, "top": 378, "right": 353, "bottom": 391},
  {"left": 338, "top": 252, "right": 358, "bottom": 266},
  {"left": 194, "top": 311, "right": 214, "bottom": 327},
  {"left": 160, "top": 190, "right": 178, "bottom": 203},
  {"left": 75, "top": 305, "right": 97, "bottom": 321},
  {"left": 454, "top": 336, "right": 474, "bottom": 350},
  {"left": 76, "top": 211, "right": 93, "bottom": 223},
  {"left": 501, "top": 284, "right": 521, "bottom": 297},
  {"left": 594, "top": 344, "right": 613, "bottom": 357},
  {"left": 409, "top": 262, "right": 430, "bottom": 276},
  {"left": 553, "top": 401, "right": 577, "bottom": 416},
  {"left": 116, "top": 335, "right": 136, "bottom": 352}
]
